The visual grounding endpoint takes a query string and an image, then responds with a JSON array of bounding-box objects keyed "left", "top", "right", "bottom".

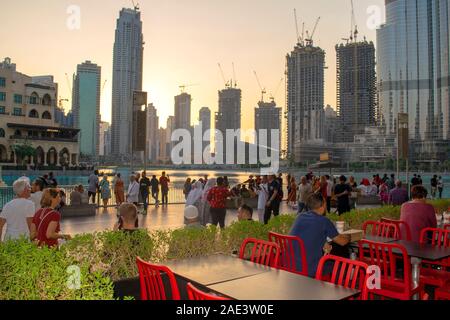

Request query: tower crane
[
  {"left": 305, "top": 17, "right": 321, "bottom": 46},
  {"left": 269, "top": 78, "right": 284, "bottom": 103},
  {"left": 294, "top": 9, "right": 300, "bottom": 44},
  {"left": 179, "top": 83, "right": 199, "bottom": 94},
  {"left": 253, "top": 71, "right": 267, "bottom": 103},
  {"left": 218, "top": 63, "right": 230, "bottom": 88}
]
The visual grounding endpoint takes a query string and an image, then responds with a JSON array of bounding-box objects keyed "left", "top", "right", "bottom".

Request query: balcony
[{"left": 9, "top": 135, "right": 78, "bottom": 143}]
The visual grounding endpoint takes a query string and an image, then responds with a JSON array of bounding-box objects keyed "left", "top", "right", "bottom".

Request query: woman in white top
[
  {"left": 126, "top": 175, "right": 140, "bottom": 205},
  {"left": 185, "top": 181, "right": 204, "bottom": 224},
  {"left": 199, "top": 178, "right": 216, "bottom": 226},
  {"left": 30, "top": 179, "right": 44, "bottom": 210},
  {"left": 0, "top": 179, "right": 35, "bottom": 241},
  {"left": 255, "top": 176, "right": 269, "bottom": 223}
]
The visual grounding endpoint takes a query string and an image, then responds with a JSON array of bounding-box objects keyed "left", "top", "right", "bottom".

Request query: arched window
[
  {"left": 42, "top": 111, "right": 52, "bottom": 120},
  {"left": 29, "top": 109, "right": 39, "bottom": 118},
  {"left": 0, "top": 128, "right": 5, "bottom": 138},
  {"left": 42, "top": 94, "right": 52, "bottom": 106},
  {"left": 29, "top": 92, "right": 39, "bottom": 105}
]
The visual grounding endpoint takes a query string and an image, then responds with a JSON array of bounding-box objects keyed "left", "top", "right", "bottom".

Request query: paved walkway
[{"left": 61, "top": 203, "right": 299, "bottom": 236}]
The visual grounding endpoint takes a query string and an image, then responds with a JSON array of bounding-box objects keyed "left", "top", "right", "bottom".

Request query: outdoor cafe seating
[{"left": 136, "top": 223, "right": 450, "bottom": 301}]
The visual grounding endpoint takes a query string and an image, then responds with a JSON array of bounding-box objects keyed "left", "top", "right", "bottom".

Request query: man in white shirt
[
  {"left": 297, "top": 176, "right": 312, "bottom": 214},
  {"left": 30, "top": 179, "right": 44, "bottom": 210},
  {"left": 126, "top": 175, "right": 140, "bottom": 205},
  {"left": 0, "top": 179, "right": 35, "bottom": 241},
  {"left": 88, "top": 170, "right": 99, "bottom": 204},
  {"left": 325, "top": 175, "right": 334, "bottom": 213},
  {"left": 255, "top": 176, "right": 269, "bottom": 223}
]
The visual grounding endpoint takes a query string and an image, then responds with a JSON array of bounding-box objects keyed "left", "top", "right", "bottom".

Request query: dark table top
[
  {"left": 208, "top": 269, "right": 360, "bottom": 300},
  {"left": 390, "top": 240, "right": 450, "bottom": 261},
  {"left": 164, "top": 254, "right": 271, "bottom": 286},
  {"left": 349, "top": 235, "right": 397, "bottom": 248}
]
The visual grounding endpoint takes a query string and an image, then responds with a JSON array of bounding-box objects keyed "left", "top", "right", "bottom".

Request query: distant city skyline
[{"left": 0, "top": 0, "right": 384, "bottom": 130}]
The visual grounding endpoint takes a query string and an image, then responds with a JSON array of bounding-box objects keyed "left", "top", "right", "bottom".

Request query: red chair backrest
[
  {"left": 187, "top": 283, "right": 230, "bottom": 300},
  {"left": 358, "top": 240, "right": 412, "bottom": 296},
  {"left": 420, "top": 228, "right": 450, "bottom": 248},
  {"left": 239, "top": 238, "right": 280, "bottom": 267},
  {"left": 380, "top": 218, "right": 412, "bottom": 240},
  {"left": 268, "top": 232, "right": 308, "bottom": 276},
  {"left": 363, "top": 221, "right": 401, "bottom": 239},
  {"left": 316, "top": 255, "right": 370, "bottom": 300},
  {"left": 444, "top": 224, "right": 450, "bottom": 231},
  {"left": 136, "top": 257, "right": 181, "bottom": 300}
]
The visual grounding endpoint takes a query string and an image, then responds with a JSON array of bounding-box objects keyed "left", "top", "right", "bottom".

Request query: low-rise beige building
[{"left": 0, "top": 57, "right": 79, "bottom": 167}]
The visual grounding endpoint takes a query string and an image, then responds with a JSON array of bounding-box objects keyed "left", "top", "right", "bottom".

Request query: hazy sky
[{"left": 0, "top": 0, "right": 385, "bottom": 130}]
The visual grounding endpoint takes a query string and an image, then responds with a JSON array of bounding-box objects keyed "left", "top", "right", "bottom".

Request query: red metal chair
[
  {"left": 316, "top": 255, "right": 370, "bottom": 300},
  {"left": 268, "top": 232, "right": 308, "bottom": 276},
  {"left": 362, "top": 221, "right": 401, "bottom": 239},
  {"left": 444, "top": 224, "right": 450, "bottom": 231},
  {"left": 380, "top": 218, "right": 412, "bottom": 240},
  {"left": 136, "top": 257, "right": 181, "bottom": 300},
  {"left": 187, "top": 283, "right": 230, "bottom": 300},
  {"left": 358, "top": 240, "right": 423, "bottom": 300},
  {"left": 239, "top": 238, "right": 280, "bottom": 267},
  {"left": 419, "top": 228, "right": 450, "bottom": 291}
]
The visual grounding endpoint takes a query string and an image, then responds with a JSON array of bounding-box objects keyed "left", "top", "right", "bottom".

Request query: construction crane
[
  {"left": 294, "top": 9, "right": 300, "bottom": 44},
  {"left": 132, "top": 0, "right": 140, "bottom": 11},
  {"left": 269, "top": 78, "right": 284, "bottom": 102},
  {"left": 179, "top": 83, "right": 199, "bottom": 94},
  {"left": 65, "top": 73, "right": 72, "bottom": 94},
  {"left": 218, "top": 63, "right": 230, "bottom": 88},
  {"left": 253, "top": 71, "right": 267, "bottom": 103},
  {"left": 232, "top": 62, "right": 237, "bottom": 88},
  {"left": 349, "top": 0, "right": 358, "bottom": 42},
  {"left": 101, "top": 80, "right": 107, "bottom": 95},
  {"left": 305, "top": 17, "right": 321, "bottom": 46}
]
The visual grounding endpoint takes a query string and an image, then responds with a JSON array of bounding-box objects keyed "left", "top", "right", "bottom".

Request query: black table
[
  {"left": 208, "top": 269, "right": 360, "bottom": 300},
  {"left": 164, "top": 254, "right": 271, "bottom": 286},
  {"left": 349, "top": 235, "right": 397, "bottom": 249},
  {"left": 391, "top": 240, "right": 450, "bottom": 300}
]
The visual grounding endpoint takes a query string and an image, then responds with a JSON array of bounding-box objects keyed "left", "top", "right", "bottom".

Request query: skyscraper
[
  {"left": 286, "top": 43, "right": 325, "bottom": 160},
  {"left": 99, "top": 121, "right": 110, "bottom": 156},
  {"left": 111, "top": 8, "right": 144, "bottom": 157},
  {"left": 72, "top": 61, "right": 101, "bottom": 157},
  {"left": 255, "top": 100, "right": 281, "bottom": 151},
  {"left": 174, "top": 93, "right": 191, "bottom": 130},
  {"left": 377, "top": 0, "right": 450, "bottom": 144},
  {"left": 215, "top": 87, "right": 241, "bottom": 162},
  {"left": 336, "top": 40, "right": 377, "bottom": 142},
  {"left": 199, "top": 107, "right": 211, "bottom": 133},
  {"left": 147, "top": 103, "right": 159, "bottom": 163}
]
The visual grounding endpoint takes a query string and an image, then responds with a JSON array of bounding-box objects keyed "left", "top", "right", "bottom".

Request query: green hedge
[{"left": 1, "top": 199, "right": 448, "bottom": 300}]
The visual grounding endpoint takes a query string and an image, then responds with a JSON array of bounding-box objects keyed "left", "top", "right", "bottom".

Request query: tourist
[
  {"left": 126, "top": 175, "right": 140, "bottom": 206},
  {"left": 0, "top": 179, "right": 35, "bottom": 241},
  {"left": 31, "top": 179, "right": 44, "bottom": 210},
  {"left": 56, "top": 190, "right": 67, "bottom": 212},
  {"left": 135, "top": 172, "right": 142, "bottom": 205},
  {"left": 139, "top": 171, "right": 151, "bottom": 214},
  {"left": 48, "top": 172, "right": 58, "bottom": 188},
  {"left": 114, "top": 203, "right": 139, "bottom": 233},
  {"left": 207, "top": 177, "right": 232, "bottom": 229},
  {"left": 387, "top": 174, "right": 396, "bottom": 190},
  {"left": 231, "top": 184, "right": 241, "bottom": 197},
  {"left": 368, "top": 182, "right": 379, "bottom": 196},
  {"left": 411, "top": 174, "right": 420, "bottom": 187},
  {"left": 388, "top": 180, "right": 409, "bottom": 206},
  {"left": 99, "top": 175, "right": 111, "bottom": 208},
  {"left": 69, "top": 185, "right": 82, "bottom": 206},
  {"left": 418, "top": 175, "right": 423, "bottom": 185},
  {"left": 348, "top": 176, "right": 357, "bottom": 190},
  {"left": 318, "top": 176, "right": 328, "bottom": 203},
  {"left": 150, "top": 175, "right": 160, "bottom": 207},
  {"left": 264, "top": 174, "right": 282, "bottom": 224},
  {"left": 334, "top": 176, "right": 352, "bottom": 215},
  {"left": 30, "top": 189, "right": 71, "bottom": 247},
  {"left": 79, "top": 185, "right": 89, "bottom": 204},
  {"left": 289, "top": 193, "right": 351, "bottom": 278},
  {"left": 113, "top": 173, "right": 125, "bottom": 206},
  {"left": 277, "top": 173, "right": 284, "bottom": 200},
  {"left": 438, "top": 176, "right": 444, "bottom": 199},
  {"left": 287, "top": 177, "right": 297, "bottom": 207},
  {"left": 400, "top": 185, "right": 437, "bottom": 243},
  {"left": 200, "top": 178, "right": 216, "bottom": 226},
  {"left": 223, "top": 176, "right": 230, "bottom": 188},
  {"left": 382, "top": 174, "right": 389, "bottom": 184},
  {"left": 297, "top": 176, "right": 312, "bottom": 214},
  {"left": 357, "top": 179, "right": 370, "bottom": 196},
  {"left": 286, "top": 174, "right": 292, "bottom": 197},
  {"left": 240, "top": 185, "right": 251, "bottom": 198},
  {"left": 36, "top": 175, "right": 49, "bottom": 189},
  {"left": 88, "top": 170, "right": 99, "bottom": 204},
  {"left": 431, "top": 175, "right": 438, "bottom": 199},
  {"left": 325, "top": 175, "right": 334, "bottom": 213},
  {"left": 255, "top": 175, "right": 269, "bottom": 223},
  {"left": 183, "top": 178, "right": 192, "bottom": 200},
  {"left": 159, "top": 172, "right": 170, "bottom": 205},
  {"left": 186, "top": 181, "right": 204, "bottom": 209},
  {"left": 238, "top": 204, "right": 254, "bottom": 221},
  {"left": 379, "top": 181, "right": 389, "bottom": 205},
  {"left": 184, "top": 205, "right": 202, "bottom": 229}
]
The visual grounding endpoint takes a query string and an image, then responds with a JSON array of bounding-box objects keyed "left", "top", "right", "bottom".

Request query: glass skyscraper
[
  {"left": 111, "top": 8, "right": 144, "bottom": 157},
  {"left": 377, "top": 0, "right": 450, "bottom": 143}
]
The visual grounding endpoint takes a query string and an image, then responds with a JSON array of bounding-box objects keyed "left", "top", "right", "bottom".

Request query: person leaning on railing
[{"left": 30, "top": 189, "right": 71, "bottom": 247}]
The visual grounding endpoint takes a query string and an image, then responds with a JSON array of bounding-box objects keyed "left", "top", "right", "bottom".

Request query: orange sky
[{"left": 0, "top": 0, "right": 385, "bottom": 131}]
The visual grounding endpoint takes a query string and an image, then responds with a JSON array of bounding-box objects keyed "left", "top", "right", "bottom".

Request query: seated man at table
[
  {"left": 400, "top": 185, "right": 437, "bottom": 243},
  {"left": 289, "top": 193, "right": 351, "bottom": 278},
  {"left": 184, "top": 205, "right": 203, "bottom": 229},
  {"left": 237, "top": 204, "right": 254, "bottom": 222},
  {"left": 114, "top": 203, "right": 139, "bottom": 233}
]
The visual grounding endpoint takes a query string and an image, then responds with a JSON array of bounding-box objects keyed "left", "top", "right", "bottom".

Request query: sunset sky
[{"left": 0, "top": 0, "right": 385, "bottom": 131}]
